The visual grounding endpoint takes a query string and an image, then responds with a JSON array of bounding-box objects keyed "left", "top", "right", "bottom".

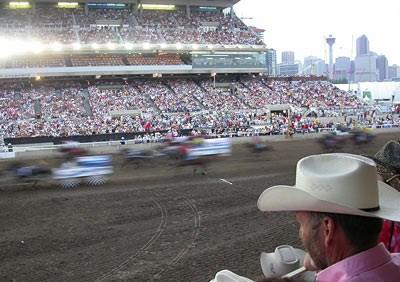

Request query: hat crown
[
  {"left": 296, "top": 154, "right": 379, "bottom": 210},
  {"left": 374, "top": 141, "right": 400, "bottom": 171},
  {"left": 276, "top": 245, "right": 299, "bottom": 265},
  {"left": 260, "top": 245, "right": 304, "bottom": 278}
]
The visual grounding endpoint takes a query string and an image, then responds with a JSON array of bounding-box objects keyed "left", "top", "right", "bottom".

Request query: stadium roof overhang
[
  {"left": 0, "top": 65, "right": 266, "bottom": 79},
  {"left": 0, "top": 0, "right": 240, "bottom": 8}
]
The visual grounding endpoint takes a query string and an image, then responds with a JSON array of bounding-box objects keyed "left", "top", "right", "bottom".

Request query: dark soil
[{"left": 0, "top": 132, "right": 398, "bottom": 282}]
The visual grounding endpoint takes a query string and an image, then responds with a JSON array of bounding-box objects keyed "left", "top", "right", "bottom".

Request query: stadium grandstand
[{"left": 0, "top": 0, "right": 396, "bottom": 144}]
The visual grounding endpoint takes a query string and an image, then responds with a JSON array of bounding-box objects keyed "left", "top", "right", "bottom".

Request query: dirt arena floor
[{"left": 1, "top": 131, "right": 399, "bottom": 282}]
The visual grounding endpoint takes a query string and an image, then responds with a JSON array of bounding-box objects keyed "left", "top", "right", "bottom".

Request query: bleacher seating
[
  {"left": 0, "top": 56, "right": 66, "bottom": 69},
  {"left": 70, "top": 55, "right": 124, "bottom": 66},
  {"left": 126, "top": 54, "right": 183, "bottom": 65},
  {"left": 1, "top": 77, "right": 379, "bottom": 138}
]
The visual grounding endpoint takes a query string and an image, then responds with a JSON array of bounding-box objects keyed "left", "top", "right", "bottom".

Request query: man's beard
[{"left": 303, "top": 229, "right": 329, "bottom": 270}]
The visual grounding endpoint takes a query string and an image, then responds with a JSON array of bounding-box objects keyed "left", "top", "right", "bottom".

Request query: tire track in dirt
[
  {"left": 94, "top": 196, "right": 201, "bottom": 281},
  {"left": 153, "top": 197, "right": 201, "bottom": 279},
  {"left": 94, "top": 198, "right": 167, "bottom": 282}
]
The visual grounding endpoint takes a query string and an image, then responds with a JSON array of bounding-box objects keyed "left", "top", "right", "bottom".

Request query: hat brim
[
  {"left": 260, "top": 248, "right": 305, "bottom": 277},
  {"left": 210, "top": 270, "right": 254, "bottom": 282},
  {"left": 260, "top": 249, "right": 315, "bottom": 281},
  {"left": 258, "top": 181, "right": 400, "bottom": 222}
]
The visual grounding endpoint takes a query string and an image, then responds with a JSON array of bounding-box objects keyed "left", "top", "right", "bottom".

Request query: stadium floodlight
[
  {"left": 191, "top": 43, "right": 199, "bottom": 50},
  {"left": 50, "top": 42, "right": 63, "bottom": 52},
  {"left": 9, "top": 2, "right": 30, "bottom": 9},
  {"left": 91, "top": 43, "right": 99, "bottom": 50},
  {"left": 57, "top": 2, "right": 79, "bottom": 8},
  {"left": 31, "top": 41, "right": 44, "bottom": 54},
  {"left": 175, "top": 43, "right": 182, "bottom": 50},
  {"left": 139, "top": 4, "right": 176, "bottom": 10},
  {"left": 124, "top": 42, "right": 133, "bottom": 50},
  {"left": 207, "top": 44, "right": 213, "bottom": 50},
  {"left": 160, "top": 43, "right": 167, "bottom": 49},
  {"left": 1, "top": 39, "right": 30, "bottom": 57},
  {"left": 106, "top": 42, "right": 116, "bottom": 50},
  {"left": 72, "top": 42, "right": 81, "bottom": 50},
  {"left": 0, "top": 38, "right": 11, "bottom": 58},
  {"left": 142, "top": 42, "right": 151, "bottom": 50}
]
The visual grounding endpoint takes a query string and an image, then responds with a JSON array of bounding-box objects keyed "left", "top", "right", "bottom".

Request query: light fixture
[
  {"left": 72, "top": 42, "right": 81, "bottom": 50},
  {"left": 106, "top": 42, "right": 116, "bottom": 50},
  {"left": 50, "top": 42, "right": 63, "bottom": 52},
  {"left": 31, "top": 41, "right": 44, "bottom": 54},
  {"left": 124, "top": 42, "right": 133, "bottom": 50}
]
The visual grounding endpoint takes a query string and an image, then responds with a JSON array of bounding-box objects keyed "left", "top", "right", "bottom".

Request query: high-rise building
[
  {"left": 376, "top": 55, "right": 388, "bottom": 81},
  {"left": 388, "top": 64, "right": 399, "bottom": 80},
  {"left": 303, "top": 56, "right": 326, "bottom": 76},
  {"left": 355, "top": 53, "right": 378, "bottom": 82},
  {"left": 356, "top": 35, "right": 370, "bottom": 57},
  {"left": 266, "top": 48, "right": 277, "bottom": 76},
  {"left": 281, "top": 51, "right": 295, "bottom": 65},
  {"left": 278, "top": 64, "right": 299, "bottom": 76},
  {"left": 334, "top": 56, "right": 351, "bottom": 81},
  {"left": 350, "top": 60, "right": 355, "bottom": 82}
]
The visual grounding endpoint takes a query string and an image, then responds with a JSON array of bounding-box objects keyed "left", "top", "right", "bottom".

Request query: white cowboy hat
[
  {"left": 209, "top": 270, "right": 254, "bottom": 282},
  {"left": 258, "top": 153, "right": 400, "bottom": 222},
  {"left": 260, "top": 245, "right": 315, "bottom": 282}
]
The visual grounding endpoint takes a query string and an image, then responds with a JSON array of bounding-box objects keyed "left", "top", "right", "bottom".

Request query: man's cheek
[{"left": 298, "top": 226, "right": 304, "bottom": 239}]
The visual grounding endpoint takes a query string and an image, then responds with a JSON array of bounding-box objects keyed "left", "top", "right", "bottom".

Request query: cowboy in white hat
[{"left": 258, "top": 153, "right": 400, "bottom": 282}]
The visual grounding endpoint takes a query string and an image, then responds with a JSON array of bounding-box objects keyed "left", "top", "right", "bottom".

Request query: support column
[
  {"left": 186, "top": 4, "right": 191, "bottom": 18},
  {"left": 85, "top": 3, "right": 88, "bottom": 15},
  {"left": 31, "top": 1, "right": 36, "bottom": 15}
]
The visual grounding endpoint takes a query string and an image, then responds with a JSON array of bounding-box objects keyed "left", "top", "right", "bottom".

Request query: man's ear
[{"left": 321, "top": 216, "right": 335, "bottom": 247}]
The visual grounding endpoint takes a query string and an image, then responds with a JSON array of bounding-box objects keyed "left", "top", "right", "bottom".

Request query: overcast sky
[{"left": 234, "top": 0, "right": 400, "bottom": 65}]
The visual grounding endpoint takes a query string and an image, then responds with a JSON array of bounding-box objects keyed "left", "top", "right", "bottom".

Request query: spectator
[
  {"left": 257, "top": 153, "right": 400, "bottom": 281},
  {"left": 369, "top": 141, "right": 400, "bottom": 252}
]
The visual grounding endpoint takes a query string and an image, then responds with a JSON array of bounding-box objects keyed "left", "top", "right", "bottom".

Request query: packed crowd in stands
[
  {"left": 199, "top": 80, "right": 248, "bottom": 111},
  {"left": 1, "top": 77, "right": 398, "bottom": 139},
  {"left": 75, "top": 8, "right": 131, "bottom": 27},
  {"left": 88, "top": 83, "right": 154, "bottom": 114},
  {"left": 136, "top": 80, "right": 202, "bottom": 113},
  {"left": 0, "top": 6, "right": 262, "bottom": 45}
]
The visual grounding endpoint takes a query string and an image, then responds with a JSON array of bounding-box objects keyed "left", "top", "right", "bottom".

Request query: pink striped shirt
[{"left": 316, "top": 243, "right": 400, "bottom": 282}]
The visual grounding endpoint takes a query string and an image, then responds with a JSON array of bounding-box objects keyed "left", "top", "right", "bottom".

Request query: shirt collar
[{"left": 316, "top": 243, "right": 391, "bottom": 281}]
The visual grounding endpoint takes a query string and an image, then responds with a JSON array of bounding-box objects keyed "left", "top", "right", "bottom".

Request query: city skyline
[{"left": 234, "top": 0, "right": 400, "bottom": 65}]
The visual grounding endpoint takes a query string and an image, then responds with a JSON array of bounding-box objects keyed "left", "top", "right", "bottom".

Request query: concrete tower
[{"left": 326, "top": 35, "right": 336, "bottom": 79}]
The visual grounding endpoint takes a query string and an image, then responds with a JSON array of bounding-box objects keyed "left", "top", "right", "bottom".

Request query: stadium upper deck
[
  {"left": 0, "top": 0, "right": 266, "bottom": 77},
  {"left": 0, "top": 0, "right": 260, "bottom": 45}
]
